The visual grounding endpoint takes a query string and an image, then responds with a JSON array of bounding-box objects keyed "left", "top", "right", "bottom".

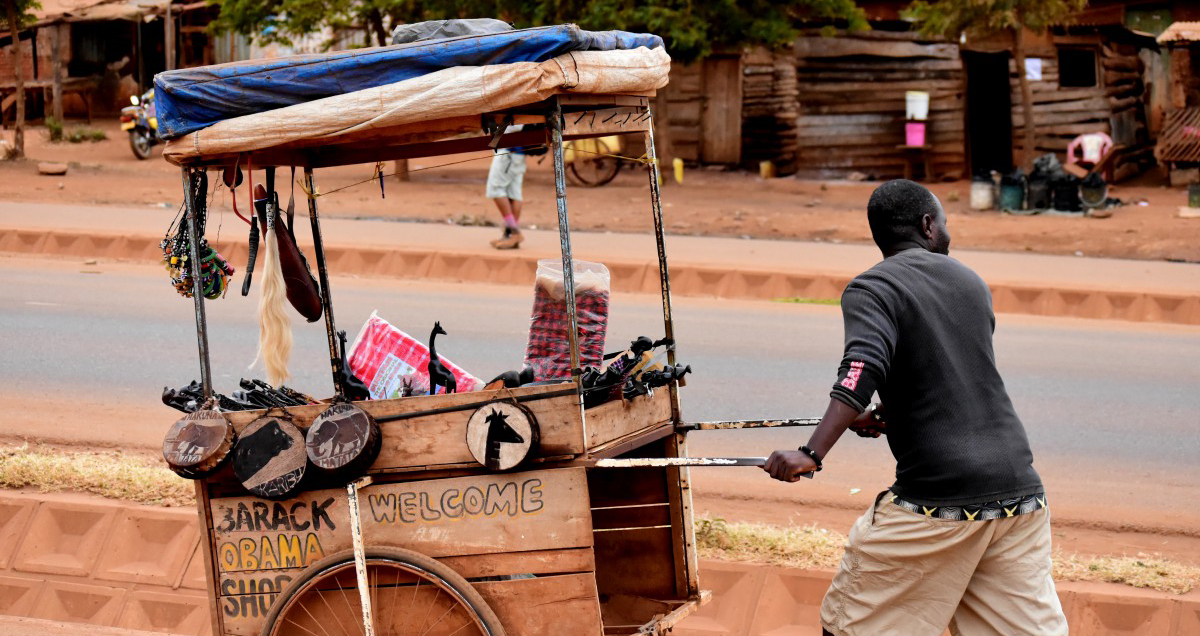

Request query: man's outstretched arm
[{"left": 763, "top": 398, "right": 860, "bottom": 482}]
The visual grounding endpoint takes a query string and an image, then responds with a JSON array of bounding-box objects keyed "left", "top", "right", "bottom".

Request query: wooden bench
[{"left": 0, "top": 76, "right": 100, "bottom": 126}]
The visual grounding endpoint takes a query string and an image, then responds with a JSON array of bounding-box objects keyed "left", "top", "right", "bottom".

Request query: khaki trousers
[{"left": 820, "top": 492, "right": 1068, "bottom": 636}]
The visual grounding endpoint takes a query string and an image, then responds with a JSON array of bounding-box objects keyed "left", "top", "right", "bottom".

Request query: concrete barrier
[
  {"left": 0, "top": 493, "right": 209, "bottom": 635},
  {"left": 675, "top": 561, "right": 1200, "bottom": 636},
  {"left": 1, "top": 491, "right": 1197, "bottom": 635},
  {"left": 2, "top": 228, "right": 1197, "bottom": 325}
]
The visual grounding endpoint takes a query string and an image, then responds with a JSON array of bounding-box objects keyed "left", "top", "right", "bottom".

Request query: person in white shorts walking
[{"left": 486, "top": 146, "right": 527, "bottom": 249}]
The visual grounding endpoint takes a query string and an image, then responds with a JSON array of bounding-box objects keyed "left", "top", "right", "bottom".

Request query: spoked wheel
[
  {"left": 262, "top": 548, "right": 505, "bottom": 636},
  {"left": 565, "top": 138, "right": 621, "bottom": 187}
]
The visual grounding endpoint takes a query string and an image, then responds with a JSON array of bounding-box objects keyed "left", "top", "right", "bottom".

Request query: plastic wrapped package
[
  {"left": 347, "top": 311, "right": 485, "bottom": 399},
  {"left": 524, "top": 259, "right": 610, "bottom": 381}
]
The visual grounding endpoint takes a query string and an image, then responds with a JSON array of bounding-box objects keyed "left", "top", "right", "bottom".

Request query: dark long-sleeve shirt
[{"left": 830, "top": 248, "right": 1044, "bottom": 507}]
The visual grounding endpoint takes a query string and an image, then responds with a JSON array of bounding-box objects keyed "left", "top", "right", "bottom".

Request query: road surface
[{"left": 2, "top": 254, "right": 1199, "bottom": 561}]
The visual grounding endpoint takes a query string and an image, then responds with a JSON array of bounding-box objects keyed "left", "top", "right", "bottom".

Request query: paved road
[{"left": 3, "top": 255, "right": 1199, "bottom": 539}]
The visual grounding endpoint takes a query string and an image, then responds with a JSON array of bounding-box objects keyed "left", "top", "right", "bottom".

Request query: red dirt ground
[{"left": 2, "top": 120, "right": 1198, "bottom": 263}]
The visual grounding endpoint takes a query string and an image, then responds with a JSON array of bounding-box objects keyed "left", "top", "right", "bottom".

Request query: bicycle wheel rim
[{"left": 262, "top": 548, "right": 504, "bottom": 636}]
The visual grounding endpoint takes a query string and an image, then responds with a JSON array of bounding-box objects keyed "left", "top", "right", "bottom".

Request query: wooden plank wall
[
  {"left": 792, "top": 32, "right": 967, "bottom": 180},
  {"left": 664, "top": 62, "right": 703, "bottom": 163},
  {"left": 701, "top": 56, "right": 744, "bottom": 164},
  {"left": 664, "top": 57, "right": 744, "bottom": 165},
  {"left": 742, "top": 47, "right": 799, "bottom": 172},
  {"left": 1010, "top": 39, "right": 1154, "bottom": 181}
]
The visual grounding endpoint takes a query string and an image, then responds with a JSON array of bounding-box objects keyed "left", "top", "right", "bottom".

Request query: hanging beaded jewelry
[{"left": 162, "top": 182, "right": 235, "bottom": 300}]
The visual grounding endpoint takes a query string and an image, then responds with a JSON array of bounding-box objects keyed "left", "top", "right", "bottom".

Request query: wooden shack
[
  {"left": 999, "top": 26, "right": 1158, "bottom": 182},
  {"left": 1154, "top": 21, "right": 1200, "bottom": 186},
  {"left": 790, "top": 30, "right": 966, "bottom": 180},
  {"left": 661, "top": 55, "right": 745, "bottom": 166},
  {"left": 741, "top": 47, "right": 799, "bottom": 172},
  {"left": 661, "top": 31, "right": 969, "bottom": 180}
]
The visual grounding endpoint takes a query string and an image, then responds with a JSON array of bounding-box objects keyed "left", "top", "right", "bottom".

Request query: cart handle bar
[
  {"left": 587, "top": 456, "right": 813, "bottom": 478},
  {"left": 677, "top": 418, "right": 821, "bottom": 431}
]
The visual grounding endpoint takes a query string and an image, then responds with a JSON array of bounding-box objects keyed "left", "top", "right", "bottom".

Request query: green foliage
[
  {"left": 45, "top": 117, "right": 63, "bottom": 142},
  {"left": 208, "top": 0, "right": 868, "bottom": 62},
  {"left": 904, "top": 0, "right": 1088, "bottom": 40},
  {"left": 57, "top": 126, "right": 107, "bottom": 143},
  {"left": 0, "top": 0, "right": 41, "bottom": 30},
  {"left": 43, "top": 119, "right": 105, "bottom": 144}
]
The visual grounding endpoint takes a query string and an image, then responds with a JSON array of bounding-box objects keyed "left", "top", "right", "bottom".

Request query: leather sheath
[{"left": 253, "top": 185, "right": 323, "bottom": 322}]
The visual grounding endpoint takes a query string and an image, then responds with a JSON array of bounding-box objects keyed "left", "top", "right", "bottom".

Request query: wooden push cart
[{"left": 160, "top": 47, "right": 724, "bottom": 634}]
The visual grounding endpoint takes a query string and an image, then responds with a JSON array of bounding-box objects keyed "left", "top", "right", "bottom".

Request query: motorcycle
[{"left": 120, "top": 89, "right": 159, "bottom": 160}]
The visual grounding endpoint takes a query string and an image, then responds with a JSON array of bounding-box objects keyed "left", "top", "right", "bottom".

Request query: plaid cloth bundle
[
  {"left": 524, "top": 260, "right": 611, "bottom": 381},
  {"left": 347, "top": 311, "right": 485, "bottom": 399}
]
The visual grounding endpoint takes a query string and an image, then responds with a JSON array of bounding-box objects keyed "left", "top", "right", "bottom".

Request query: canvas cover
[
  {"left": 391, "top": 18, "right": 513, "bottom": 45},
  {"left": 162, "top": 46, "right": 670, "bottom": 163},
  {"left": 154, "top": 24, "right": 663, "bottom": 139}
]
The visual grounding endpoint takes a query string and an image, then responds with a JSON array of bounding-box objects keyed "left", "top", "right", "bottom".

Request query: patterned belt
[{"left": 889, "top": 491, "right": 1047, "bottom": 521}]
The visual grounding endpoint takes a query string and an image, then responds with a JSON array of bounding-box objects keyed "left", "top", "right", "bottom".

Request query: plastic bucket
[
  {"left": 969, "top": 181, "right": 994, "bottom": 210},
  {"left": 1053, "top": 181, "right": 1082, "bottom": 212},
  {"left": 1080, "top": 182, "right": 1108, "bottom": 209},
  {"left": 1027, "top": 181, "right": 1051, "bottom": 211},
  {"left": 905, "top": 91, "right": 930, "bottom": 120},
  {"left": 998, "top": 183, "right": 1025, "bottom": 211},
  {"left": 905, "top": 122, "right": 926, "bottom": 147}
]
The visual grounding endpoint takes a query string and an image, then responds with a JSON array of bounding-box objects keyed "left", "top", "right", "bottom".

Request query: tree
[
  {"left": 212, "top": 0, "right": 867, "bottom": 55},
  {"left": 1, "top": 0, "right": 39, "bottom": 159},
  {"left": 526, "top": 0, "right": 869, "bottom": 169},
  {"left": 905, "top": 0, "right": 1087, "bottom": 169},
  {"left": 210, "top": 0, "right": 867, "bottom": 169}
]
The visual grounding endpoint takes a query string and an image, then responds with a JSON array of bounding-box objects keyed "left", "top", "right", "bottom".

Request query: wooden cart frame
[{"left": 172, "top": 92, "right": 711, "bottom": 636}]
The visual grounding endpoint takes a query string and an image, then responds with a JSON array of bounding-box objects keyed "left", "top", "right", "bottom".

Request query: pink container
[{"left": 905, "top": 121, "right": 926, "bottom": 147}]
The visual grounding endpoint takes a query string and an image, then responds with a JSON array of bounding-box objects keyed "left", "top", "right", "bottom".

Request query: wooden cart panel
[
  {"left": 212, "top": 467, "right": 597, "bottom": 636},
  {"left": 223, "top": 385, "right": 584, "bottom": 471},
  {"left": 220, "top": 384, "right": 672, "bottom": 475},
  {"left": 476, "top": 574, "right": 604, "bottom": 635},
  {"left": 584, "top": 388, "right": 674, "bottom": 450}
]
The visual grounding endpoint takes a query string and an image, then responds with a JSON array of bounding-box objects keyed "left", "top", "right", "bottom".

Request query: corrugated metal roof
[
  {"left": 33, "top": 0, "right": 168, "bottom": 25},
  {"left": 1158, "top": 22, "right": 1200, "bottom": 44}
]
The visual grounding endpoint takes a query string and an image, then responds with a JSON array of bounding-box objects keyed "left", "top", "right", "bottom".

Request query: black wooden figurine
[
  {"left": 336, "top": 330, "right": 372, "bottom": 401},
  {"left": 427, "top": 322, "right": 457, "bottom": 395}
]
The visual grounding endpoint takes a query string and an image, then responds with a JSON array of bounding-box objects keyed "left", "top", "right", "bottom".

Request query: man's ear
[{"left": 920, "top": 214, "right": 935, "bottom": 240}]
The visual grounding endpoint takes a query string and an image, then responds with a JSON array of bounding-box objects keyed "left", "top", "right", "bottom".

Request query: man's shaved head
[{"left": 867, "top": 179, "right": 949, "bottom": 254}]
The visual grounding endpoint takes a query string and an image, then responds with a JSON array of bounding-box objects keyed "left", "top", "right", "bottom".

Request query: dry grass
[
  {"left": 1053, "top": 551, "right": 1200, "bottom": 595},
  {"left": 696, "top": 516, "right": 846, "bottom": 570},
  {"left": 695, "top": 515, "right": 1200, "bottom": 594},
  {"left": 0, "top": 444, "right": 195, "bottom": 507}
]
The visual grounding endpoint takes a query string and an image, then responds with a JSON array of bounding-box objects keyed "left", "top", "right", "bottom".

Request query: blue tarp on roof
[{"left": 154, "top": 25, "right": 662, "bottom": 140}]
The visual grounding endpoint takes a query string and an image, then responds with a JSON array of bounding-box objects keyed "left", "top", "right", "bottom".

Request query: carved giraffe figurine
[
  {"left": 335, "top": 330, "right": 371, "bottom": 401},
  {"left": 427, "top": 321, "right": 457, "bottom": 395},
  {"left": 483, "top": 408, "right": 525, "bottom": 470}
]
